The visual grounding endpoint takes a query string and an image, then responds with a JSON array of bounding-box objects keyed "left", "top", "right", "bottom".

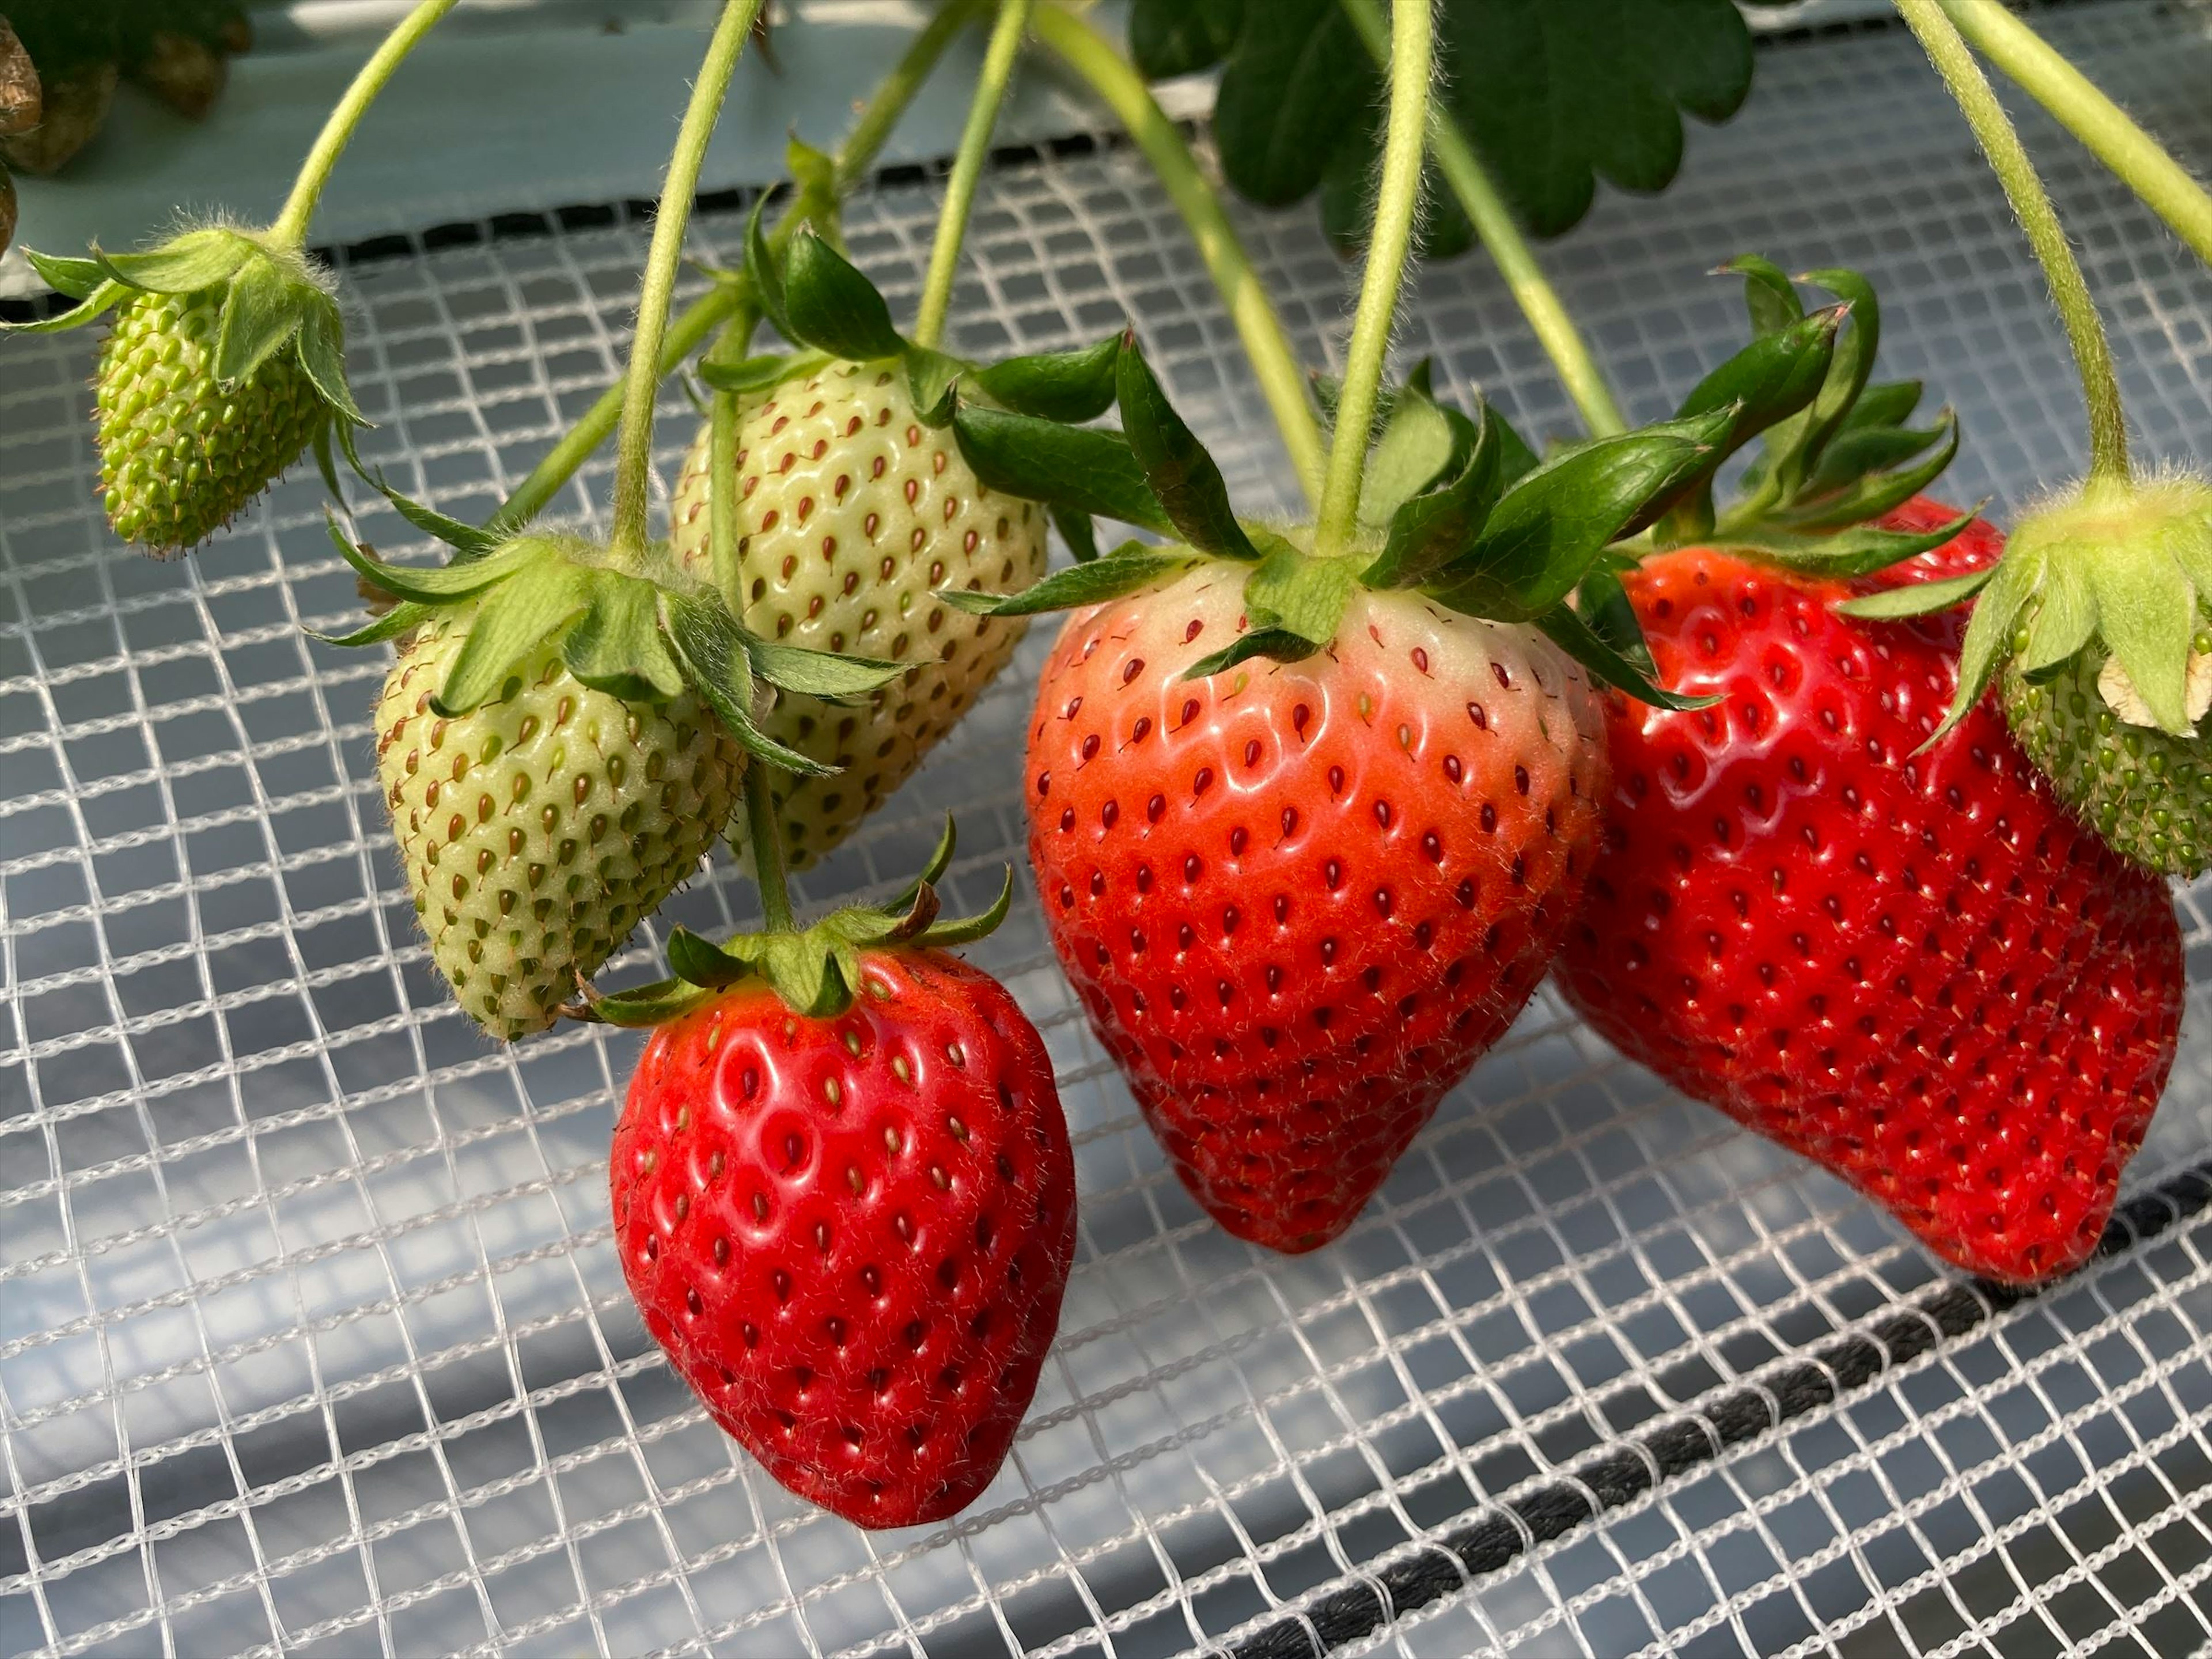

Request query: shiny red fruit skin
[
  {"left": 1559, "top": 499, "right": 2181, "bottom": 1283},
  {"left": 1028, "top": 563, "right": 1608, "bottom": 1253},
  {"left": 611, "top": 949, "right": 1076, "bottom": 1528}
]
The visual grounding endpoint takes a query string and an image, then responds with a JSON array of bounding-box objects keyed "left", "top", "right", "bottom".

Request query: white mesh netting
[{"left": 4, "top": 6, "right": 2211, "bottom": 1657}]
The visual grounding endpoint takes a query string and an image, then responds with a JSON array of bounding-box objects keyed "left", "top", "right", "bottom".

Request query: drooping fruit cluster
[
  {"left": 376, "top": 608, "right": 744, "bottom": 1039},
  {"left": 671, "top": 358, "right": 1046, "bottom": 868},
  {"left": 1029, "top": 565, "right": 1605, "bottom": 1250}
]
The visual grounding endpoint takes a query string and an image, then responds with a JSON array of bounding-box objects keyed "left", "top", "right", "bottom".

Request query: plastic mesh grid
[{"left": 3, "top": 6, "right": 2211, "bottom": 1657}]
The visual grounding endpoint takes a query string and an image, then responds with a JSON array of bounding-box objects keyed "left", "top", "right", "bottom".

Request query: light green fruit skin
[
  {"left": 670, "top": 360, "right": 1047, "bottom": 869},
  {"left": 94, "top": 286, "right": 325, "bottom": 554},
  {"left": 2003, "top": 649, "right": 2212, "bottom": 879},
  {"left": 377, "top": 613, "right": 746, "bottom": 1039}
]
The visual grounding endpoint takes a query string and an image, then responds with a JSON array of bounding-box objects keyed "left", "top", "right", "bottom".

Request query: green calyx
[
  {"left": 570, "top": 815, "right": 1013, "bottom": 1025},
  {"left": 317, "top": 439, "right": 905, "bottom": 779},
  {"left": 698, "top": 215, "right": 1124, "bottom": 435},
  {"left": 10, "top": 227, "right": 364, "bottom": 552},
  {"left": 937, "top": 325, "right": 1729, "bottom": 711}
]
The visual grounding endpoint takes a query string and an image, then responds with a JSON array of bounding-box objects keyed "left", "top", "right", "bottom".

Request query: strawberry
[
  {"left": 943, "top": 333, "right": 1733, "bottom": 1250},
  {"left": 593, "top": 822, "right": 1074, "bottom": 1527},
  {"left": 1027, "top": 563, "right": 1607, "bottom": 1250},
  {"left": 668, "top": 359, "right": 1047, "bottom": 868}
]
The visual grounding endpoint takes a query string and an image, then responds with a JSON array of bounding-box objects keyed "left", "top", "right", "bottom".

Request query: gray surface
[{"left": 3, "top": 6, "right": 2211, "bottom": 1657}]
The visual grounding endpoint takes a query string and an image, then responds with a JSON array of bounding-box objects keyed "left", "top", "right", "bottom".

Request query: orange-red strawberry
[
  {"left": 1027, "top": 563, "right": 1608, "bottom": 1252},
  {"left": 1558, "top": 499, "right": 2183, "bottom": 1283},
  {"left": 609, "top": 945, "right": 1075, "bottom": 1527}
]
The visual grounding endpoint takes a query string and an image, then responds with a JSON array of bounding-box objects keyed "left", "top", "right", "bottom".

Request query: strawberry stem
[
  {"left": 269, "top": 0, "right": 461, "bottom": 248},
  {"left": 492, "top": 0, "right": 983, "bottom": 532},
  {"left": 912, "top": 0, "right": 1036, "bottom": 350},
  {"left": 1936, "top": 0, "right": 2212, "bottom": 271},
  {"left": 1336, "top": 0, "right": 1626, "bottom": 440},
  {"left": 743, "top": 762, "right": 796, "bottom": 933},
  {"left": 607, "top": 0, "right": 768, "bottom": 564},
  {"left": 1313, "top": 0, "right": 1434, "bottom": 559},
  {"left": 1892, "top": 0, "right": 2130, "bottom": 483},
  {"left": 1030, "top": 6, "right": 1327, "bottom": 508}
]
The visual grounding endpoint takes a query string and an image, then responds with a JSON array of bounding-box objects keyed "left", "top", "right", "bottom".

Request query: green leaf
[
  {"left": 971, "top": 334, "right": 1123, "bottom": 422},
  {"left": 882, "top": 816, "right": 960, "bottom": 917},
  {"left": 1724, "top": 253, "right": 1802, "bottom": 338},
  {"left": 1130, "top": 0, "right": 1242, "bottom": 77},
  {"left": 1775, "top": 414, "right": 1960, "bottom": 533},
  {"left": 561, "top": 573, "right": 686, "bottom": 704},
  {"left": 1052, "top": 503, "right": 1100, "bottom": 564},
  {"left": 1363, "top": 407, "right": 1504, "bottom": 589},
  {"left": 904, "top": 344, "right": 965, "bottom": 424},
  {"left": 1843, "top": 381, "right": 1925, "bottom": 433},
  {"left": 664, "top": 598, "right": 841, "bottom": 778},
  {"left": 1804, "top": 422, "right": 1945, "bottom": 495},
  {"left": 1533, "top": 601, "right": 1718, "bottom": 711},
  {"left": 1834, "top": 566, "right": 1997, "bottom": 621},
  {"left": 1924, "top": 550, "right": 2039, "bottom": 747},
  {"left": 1359, "top": 387, "right": 1463, "bottom": 529},
  {"left": 672, "top": 929, "right": 762, "bottom": 988},
  {"left": 917, "top": 866, "right": 1016, "bottom": 948},
  {"left": 937, "top": 544, "right": 1188, "bottom": 617},
  {"left": 787, "top": 134, "right": 837, "bottom": 202},
  {"left": 782, "top": 231, "right": 906, "bottom": 362},
  {"left": 1577, "top": 566, "right": 1658, "bottom": 679},
  {"left": 760, "top": 931, "right": 848, "bottom": 1018},
  {"left": 432, "top": 565, "right": 589, "bottom": 715},
  {"left": 329, "top": 517, "right": 547, "bottom": 601},
  {"left": 699, "top": 352, "right": 819, "bottom": 395},
  {"left": 1116, "top": 334, "right": 1257, "bottom": 559},
  {"left": 93, "top": 228, "right": 254, "bottom": 294},
  {"left": 2090, "top": 538, "right": 2198, "bottom": 734},
  {"left": 1244, "top": 543, "right": 1357, "bottom": 646},
  {"left": 1706, "top": 509, "right": 1980, "bottom": 579},
  {"left": 213, "top": 255, "right": 306, "bottom": 386},
  {"left": 1791, "top": 266, "right": 1881, "bottom": 484},
  {"left": 25, "top": 248, "right": 108, "bottom": 300},
  {"left": 1183, "top": 627, "right": 1324, "bottom": 680},
  {"left": 296, "top": 297, "right": 366, "bottom": 426},
  {"left": 0, "top": 277, "right": 127, "bottom": 335},
  {"left": 1674, "top": 303, "right": 1846, "bottom": 461},
  {"left": 308, "top": 599, "right": 433, "bottom": 649},
  {"left": 335, "top": 422, "right": 501, "bottom": 558},
  {"left": 571, "top": 977, "right": 715, "bottom": 1027},
  {"left": 1438, "top": 411, "right": 1729, "bottom": 619},
  {"left": 952, "top": 403, "right": 1173, "bottom": 534},
  {"left": 1212, "top": 0, "right": 1376, "bottom": 207},
  {"left": 742, "top": 633, "right": 902, "bottom": 700},
  {"left": 314, "top": 423, "right": 344, "bottom": 503},
  {"left": 745, "top": 191, "right": 791, "bottom": 338},
  {"left": 1492, "top": 405, "right": 1541, "bottom": 487}
]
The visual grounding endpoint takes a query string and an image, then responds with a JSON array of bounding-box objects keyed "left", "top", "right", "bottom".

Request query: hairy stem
[
  {"left": 1315, "top": 0, "right": 1433, "bottom": 555},
  {"left": 1893, "top": 0, "right": 2128, "bottom": 481},
  {"left": 1031, "top": 5, "right": 1326, "bottom": 506},
  {"left": 1337, "top": 0, "right": 1623, "bottom": 438},
  {"left": 1936, "top": 0, "right": 2212, "bottom": 270},
  {"left": 493, "top": 0, "right": 981, "bottom": 531},
  {"left": 914, "top": 0, "right": 1035, "bottom": 347},
  {"left": 271, "top": 0, "right": 460, "bottom": 246},
  {"left": 743, "top": 759, "right": 795, "bottom": 931},
  {"left": 608, "top": 0, "right": 764, "bottom": 560}
]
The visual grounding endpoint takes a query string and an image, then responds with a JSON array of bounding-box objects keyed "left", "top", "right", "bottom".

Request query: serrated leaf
[
  {"left": 93, "top": 228, "right": 253, "bottom": 294},
  {"left": 561, "top": 573, "right": 685, "bottom": 703},
  {"left": 782, "top": 231, "right": 905, "bottom": 362},
  {"left": 1117, "top": 335, "right": 1257, "bottom": 559},
  {"left": 433, "top": 566, "right": 589, "bottom": 715},
  {"left": 1184, "top": 627, "right": 1324, "bottom": 679},
  {"left": 1363, "top": 408, "right": 1503, "bottom": 589},
  {"left": 1130, "top": 0, "right": 1242, "bottom": 77},
  {"left": 1834, "top": 566, "right": 1998, "bottom": 621},
  {"left": 742, "top": 633, "right": 902, "bottom": 699},
  {"left": 937, "top": 544, "right": 1187, "bottom": 617},
  {"left": 972, "top": 334, "right": 1123, "bottom": 422},
  {"left": 329, "top": 517, "right": 546, "bottom": 600},
  {"left": 1534, "top": 601, "right": 1718, "bottom": 711},
  {"left": 1052, "top": 503, "right": 1099, "bottom": 564},
  {"left": 213, "top": 255, "right": 305, "bottom": 385},
  {"left": 952, "top": 404, "right": 1173, "bottom": 535}
]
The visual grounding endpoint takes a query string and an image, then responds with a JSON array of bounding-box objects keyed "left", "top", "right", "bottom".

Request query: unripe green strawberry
[
  {"left": 376, "top": 611, "right": 746, "bottom": 1039},
  {"left": 669, "top": 361, "right": 1047, "bottom": 867},
  {"left": 96, "top": 285, "right": 325, "bottom": 554}
]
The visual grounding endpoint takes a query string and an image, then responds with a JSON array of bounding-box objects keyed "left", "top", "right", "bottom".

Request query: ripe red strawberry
[
  {"left": 609, "top": 946, "right": 1076, "bottom": 1527},
  {"left": 1558, "top": 498, "right": 2183, "bottom": 1283},
  {"left": 1027, "top": 564, "right": 1609, "bottom": 1253}
]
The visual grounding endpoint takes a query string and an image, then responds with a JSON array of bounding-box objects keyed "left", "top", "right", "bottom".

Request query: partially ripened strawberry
[
  {"left": 1028, "top": 562, "right": 1608, "bottom": 1251},
  {"left": 669, "top": 360, "right": 1046, "bottom": 867},
  {"left": 1558, "top": 499, "right": 2183, "bottom": 1282},
  {"left": 607, "top": 932, "right": 1075, "bottom": 1528}
]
